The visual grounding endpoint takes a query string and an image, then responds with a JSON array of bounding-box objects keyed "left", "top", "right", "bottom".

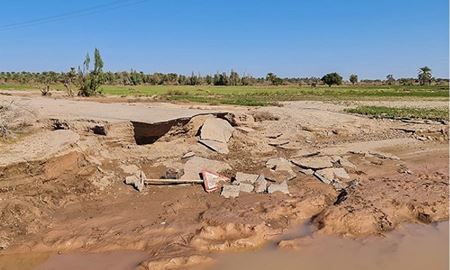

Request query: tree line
[{"left": 0, "top": 49, "right": 447, "bottom": 96}]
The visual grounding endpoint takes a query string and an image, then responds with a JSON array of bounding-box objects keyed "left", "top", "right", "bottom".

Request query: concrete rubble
[
  {"left": 239, "top": 182, "right": 254, "bottom": 193},
  {"left": 119, "top": 112, "right": 405, "bottom": 200},
  {"left": 199, "top": 117, "right": 234, "bottom": 154},
  {"left": 299, "top": 168, "right": 314, "bottom": 175},
  {"left": 293, "top": 150, "right": 321, "bottom": 158},
  {"left": 198, "top": 139, "right": 229, "bottom": 154},
  {"left": 182, "top": 151, "right": 195, "bottom": 159},
  {"left": 124, "top": 170, "right": 146, "bottom": 192},
  {"left": 221, "top": 184, "right": 240, "bottom": 199},
  {"left": 268, "top": 139, "right": 290, "bottom": 147},
  {"left": 200, "top": 117, "right": 234, "bottom": 143},
  {"left": 268, "top": 181, "right": 289, "bottom": 194},
  {"left": 235, "top": 172, "right": 259, "bottom": 184},
  {"left": 339, "top": 158, "right": 357, "bottom": 170},
  {"left": 265, "top": 157, "right": 297, "bottom": 181},
  {"left": 254, "top": 175, "right": 268, "bottom": 193},
  {"left": 290, "top": 154, "right": 357, "bottom": 190},
  {"left": 291, "top": 156, "right": 334, "bottom": 170}
]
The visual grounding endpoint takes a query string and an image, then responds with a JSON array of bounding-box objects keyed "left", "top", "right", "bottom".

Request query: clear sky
[{"left": 0, "top": 0, "right": 448, "bottom": 79}]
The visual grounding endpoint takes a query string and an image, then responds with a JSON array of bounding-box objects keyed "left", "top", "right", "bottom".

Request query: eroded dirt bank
[{"left": 0, "top": 92, "right": 448, "bottom": 269}]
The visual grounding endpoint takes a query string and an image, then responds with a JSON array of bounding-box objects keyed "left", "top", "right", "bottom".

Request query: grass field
[
  {"left": 1, "top": 83, "right": 448, "bottom": 106},
  {"left": 345, "top": 106, "right": 449, "bottom": 121}
]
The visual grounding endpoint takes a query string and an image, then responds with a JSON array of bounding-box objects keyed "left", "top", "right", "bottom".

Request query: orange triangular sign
[{"left": 201, "top": 170, "right": 229, "bottom": 192}]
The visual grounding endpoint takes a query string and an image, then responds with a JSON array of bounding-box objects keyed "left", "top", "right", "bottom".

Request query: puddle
[
  {"left": 1, "top": 222, "right": 447, "bottom": 270},
  {"left": 208, "top": 222, "right": 449, "bottom": 270},
  {"left": 0, "top": 250, "right": 148, "bottom": 270},
  {"left": 0, "top": 252, "right": 50, "bottom": 270}
]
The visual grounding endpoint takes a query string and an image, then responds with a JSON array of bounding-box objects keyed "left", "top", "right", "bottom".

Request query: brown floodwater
[
  {"left": 209, "top": 221, "right": 449, "bottom": 270},
  {"left": 1, "top": 222, "right": 448, "bottom": 270}
]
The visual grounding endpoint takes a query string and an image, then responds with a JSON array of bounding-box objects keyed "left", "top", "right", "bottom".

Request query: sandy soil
[{"left": 0, "top": 91, "right": 448, "bottom": 269}]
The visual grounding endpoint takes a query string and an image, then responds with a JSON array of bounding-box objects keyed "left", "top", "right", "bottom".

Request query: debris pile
[
  {"left": 221, "top": 171, "right": 290, "bottom": 198},
  {"left": 291, "top": 155, "right": 355, "bottom": 191},
  {"left": 120, "top": 113, "right": 409, "bottom": 204}
]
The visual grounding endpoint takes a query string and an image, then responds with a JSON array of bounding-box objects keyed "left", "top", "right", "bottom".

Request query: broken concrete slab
[
  {"left": 182, "top": 151, "right": 195, "bottom": 159},
  {"left": 254, "top": 175, "right": 267, "bottom": 193},
  {"left": 332, "top": 180, "right": 346, "bottom": 191},
  {"left": 316, "top": 167, "right": 350, "bottom": 182},
  {"left": 261, "top": 168, "right": 296, "bottom": 183},
  {"left": 184, "top": 114, "right": 214, "bottom": 137},
  {"left": 198, "top": 139, "right": 229, "bottom": 154},
  {"left": 315, "top": 168, "right": 335, "bottom": 182},
  {"left": 221, "top": 184, "right": 240, "bottom": 199},
  {"left": 181, "top": 157, "right": 232, "bottom": 180},
  {"left": 292, "top": 149, "right": 321, "bottom": 158},
  {"left": 200, "top": 117, "right": 234, "bottom": 143},
  {"left": 268, "top": 139, "right": 290, "bottom": 147},
  {"left": 330, "top": 156, "right": 341, "bottom": 163},
  {"left": 239, "top": 182, "right": 254, "bottom": 193},
  {"left": 291, "top": 156, "right": 334, "bottom": 170},
  {"left": 265, "top": 157, "right": 297, "bottom": 180},
  {"left": 333, "top": 167, "right": 350, "bottom": 180},
  {"left": 268, "top": 181, "right": 289, "bottom": 194},
  {"left": 299, "top": 168, "right": 314, "bottom": 175},
  {"left": 235, "top": 172, "right": 259, "bottom": 184},
  {"left": 339, "top": 158, "right": 357, "bottom": 170},
  {"left": 313, "top": 171, "right": 332, "bottom": 185},
  {"left": 125, "top": 171, "right": 146, "bottom": 192},
  {"left": 266, "top": 157, "right": 291, "bottom": 171}
]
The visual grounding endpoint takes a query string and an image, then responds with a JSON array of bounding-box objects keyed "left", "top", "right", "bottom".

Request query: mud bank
[{"left": 2, "top": 222, "right": 448, "bottom": 270}]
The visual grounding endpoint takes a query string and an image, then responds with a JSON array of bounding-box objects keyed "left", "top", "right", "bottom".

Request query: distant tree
[
  {"left": 349, "top": 74, "right": 358, "bottom": 85},
  {"left": 386, "top": 74, "right": 395, "bottom": 85},
  {"left": 241, "top": 75, "right": 257, "bottom": 86},
  {"left": 266, "top": 72, "right": 283, "bottom": 85},
  {"left": 78, "top": 48, "right": 105, "bottom": 96},
  {"left": 399, "top": 78, "right": 412, "bottom": 86},
  {"left": 64, "top": 67, "right": 77, "bottom": 96},
  {"left": 188, "top": 72, "right": 201, "bottom": 85},
  {"left": 177, "top": 75, "right": 188, "bottom": 85},
  {"left": 213, "top": 72, "right": 229, "bottom": 86},
  {"left": 129, "top": 69, "right": 143, "bottom": 85},
  {"left": 229, "top": 70, "right": 240, "bottom": 86},
  {"left": 205, "top": 75, "right": 213, "bottom": 85},
  {"left": 321, "top": 72, "right": 343, "bottom": 87},
  {"left": 418, "top": 66, "right": 432, "bottom": 85}
]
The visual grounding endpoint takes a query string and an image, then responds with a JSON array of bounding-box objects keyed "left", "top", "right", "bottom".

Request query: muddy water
[
  {"left": 1, "top": 222, "right": 447, "bottom": 270},
  {"left": 209, "top": 222, "right": 449, "bottom": 270},
  {"left": 0, "top": 251, "right": 149, "bottom": 270}
]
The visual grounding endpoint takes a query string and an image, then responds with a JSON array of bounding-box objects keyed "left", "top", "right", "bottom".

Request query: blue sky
[{"left": 0, "top": 0, "right": 448, "bottom": 79}]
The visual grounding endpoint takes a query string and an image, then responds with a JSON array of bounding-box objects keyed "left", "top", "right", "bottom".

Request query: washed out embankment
[{"left": 0, "top": 92, "right": 448, "bottom": 270}]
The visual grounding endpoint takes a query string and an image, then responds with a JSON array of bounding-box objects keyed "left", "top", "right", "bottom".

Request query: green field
[
  {"left": 345, "top": 106, "right": 449, "bottom": 121},
  {"left": 0, "top": 83, "right": 448, "bottom": 106}
]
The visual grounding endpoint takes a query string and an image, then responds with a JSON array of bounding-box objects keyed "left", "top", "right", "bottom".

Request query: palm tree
[{"left": 418, "top": 66, "right": 432, "bottom": 85}]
